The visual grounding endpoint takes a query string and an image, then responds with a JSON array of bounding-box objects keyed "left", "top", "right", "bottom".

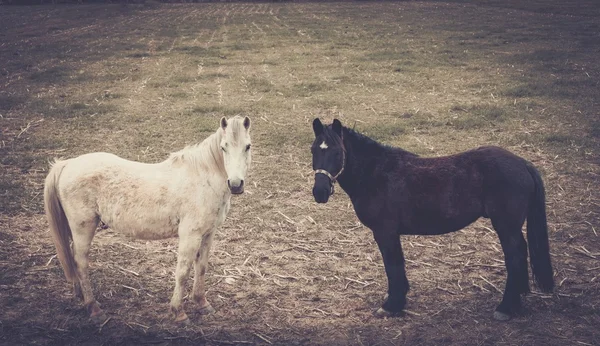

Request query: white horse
[{"left": 44, "top": 115, "right": 251, "bottom": 323}]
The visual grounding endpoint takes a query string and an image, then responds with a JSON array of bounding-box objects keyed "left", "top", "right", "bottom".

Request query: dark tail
[{"left": 525, "top": 163, "right": 554, "bottom": 293}]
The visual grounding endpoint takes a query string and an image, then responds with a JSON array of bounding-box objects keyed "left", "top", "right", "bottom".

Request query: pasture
[{"left": 1, "top": 1, "right": 599, "bottom": 345}]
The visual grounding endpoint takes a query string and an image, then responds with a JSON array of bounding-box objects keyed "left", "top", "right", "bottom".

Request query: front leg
[
  {"left": 170, "top": 226, "right": 203, "bottom": 323},
  {"left": 191, "top": 230, "right": 215, "bottom": 315},
  {"left": 372, "top": 228, "right": 409, "bottom": 316}
]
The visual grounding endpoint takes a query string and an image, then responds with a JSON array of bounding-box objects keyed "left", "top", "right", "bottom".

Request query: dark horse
[{"left": 311, "top": 118, "right": 554, "bottom": 320}]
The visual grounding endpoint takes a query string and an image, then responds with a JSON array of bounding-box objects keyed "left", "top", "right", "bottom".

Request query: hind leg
[
  {"left": 492, "top": 219, "right": 529, "bottom": 321},
  {"left": 70, "top": 217, "right": 105, "bottom": 323},
  {"left": 73, "top": 281, "right": 83, "bottom": 301}
]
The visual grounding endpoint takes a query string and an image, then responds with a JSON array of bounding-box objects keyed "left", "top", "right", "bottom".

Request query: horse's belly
[
  {"left": 111, "top": 220, "right": 178, "bottom": 240},
  {"left": 102, "top": 209, "right": 179, "bottom": 240},
  {"left": 403, "top": 213, "right": 482, "bottom": 236}
]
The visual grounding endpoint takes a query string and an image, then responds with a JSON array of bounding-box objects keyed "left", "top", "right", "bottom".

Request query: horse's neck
[
  {"left": 337, "top": 128, "right": 413, "bottom": 198},
  {"left": 172, "top": 131, "right": 227, "bottom": 178}
]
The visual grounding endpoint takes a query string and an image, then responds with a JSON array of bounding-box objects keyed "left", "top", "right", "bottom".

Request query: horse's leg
[
  {"left": 70, "top": 217, "right": 105, "bottom": 323},
  {"left": 170, "top": 230, "right": 202, "bottom": 323},
  {"left": 191, "top": 230, "right": 215, "bottom": 315},
  {"left": 372, "top": 228, "right": 409, "bottom": 317},
  {"left": 492, "top": 219, "right": 529, "bottom": 321}
]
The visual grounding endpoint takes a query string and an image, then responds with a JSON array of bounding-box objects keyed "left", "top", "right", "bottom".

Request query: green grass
[
  {"left": 198, "top": 72, "right": 229, "bottom": 80},
  {"left": 393, "top": 60, "right": 417, "bottom": 73},
  {"left": 175, "top": 45, "right": 223, "bottom": 58},
  {"left": 187, "top": 105, "right": 245, "bottom": 117},
  {"left": 127, "top": 52, "right": 151, "bottom": 59},
  {"left": 168, "top": 92, "right": 188, "bottom": 99},
  {"left": 0, "top": 178, "right": 26, "bottom": 214},
  {"left": 0, "top": 95, "right": 26, "bottom": 111},
  {"left": 29, "top": 67, "right": 69, "bottom": 83},
  {"left": 591, "top": 121, "right": 600, "bottom": 138},
  {"left": 501, "top": 78, "right": 599, "bottom": 100},
  {"left": 501, "top": 84, "right": 535, "bottom": 98},
  {"left": 450, "top": 104, "right": 508, "bottom": 129},
  {"left": 544, "top": 134, "right": 575, "bottom": 144},
  {"left": 363, "top": 49, "right": 415, "bottom": 62},
  {"left": 289, "top": 82, "right": 328, "bottom": 97},
  {"left": 27, "top": 99, "right": 118, "bottom": 119},
  {"left": 361, "top": 122, "right": 408, "bottom": 142},
  {"left": 245, "top": 76, "right": 273, "bottom": 93}
]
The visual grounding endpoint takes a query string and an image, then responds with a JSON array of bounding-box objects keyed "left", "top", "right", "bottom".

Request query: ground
[{"left": 0, "top": 1, "right": 599, "bottom": 345}]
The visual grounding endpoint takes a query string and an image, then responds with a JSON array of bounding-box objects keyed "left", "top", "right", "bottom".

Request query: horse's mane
[
  {"left": 168, "top": 129, "right": 226, "bottom": 175},
  {"left": 342, "top": 125, "right": 418, "bottom": 158}
]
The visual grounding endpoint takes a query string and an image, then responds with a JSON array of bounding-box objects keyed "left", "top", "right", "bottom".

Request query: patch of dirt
[{"left": 1, "top": 2, "right": 599, "bottom": 346}]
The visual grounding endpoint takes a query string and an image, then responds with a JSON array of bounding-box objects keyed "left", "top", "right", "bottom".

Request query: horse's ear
[
  {"left": 312, "top": 118, "right": 324, "bottom": 136},
  {"left": 332, "top": 119, "right": 342, "bottom": 137},
  {"left": 220, "top": 117, "right": 228, "bottom": 130},
  {"left": 243, "top": 116, "right": 251, "bottom": 130}
]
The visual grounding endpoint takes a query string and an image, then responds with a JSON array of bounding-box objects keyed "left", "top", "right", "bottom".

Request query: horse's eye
[
  {"left": 221, "top": 146, "right": 227, "bottom": 153},
  {"left": 246, "top": 144, "right": 251, "bottom": 152}
]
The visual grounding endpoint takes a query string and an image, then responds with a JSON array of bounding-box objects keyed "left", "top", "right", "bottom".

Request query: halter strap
[{"left": 314, "top": 132, "right": 346, "bottom": 194}]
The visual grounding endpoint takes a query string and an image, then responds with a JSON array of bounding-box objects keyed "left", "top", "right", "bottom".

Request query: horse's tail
[
  {"left": 44, "top": 159, "right": 77, "bottom": 283},
  {"left": 525, "top": 163, "right": 554, "bottom": 293}
]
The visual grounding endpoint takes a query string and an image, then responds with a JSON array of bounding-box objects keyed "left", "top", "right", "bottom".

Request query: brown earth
[{"left": 0, "top": 1, "right": 599, "bottom": 345}]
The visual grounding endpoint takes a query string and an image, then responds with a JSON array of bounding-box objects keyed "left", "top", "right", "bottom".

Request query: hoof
[
  {"left": 198, "top": 303, "right": 215, "bottom": 316},
  {"left": 374, "top": 307, "right": 402, "bottom": 318},
  {"left": 493, "top": 310, "right": 511, "bottom": 321},
  {"left": 173, "top": 309, "right": 190, "bottom": 324},
  {"left": 90, "top": 310, "right": 108, "bottom": 325},
  {"left": 177, "top": 315, "right": 191, "bottom": 326},
  {"left": 87, "top": 301, "right": 107, "bottom": 324}
]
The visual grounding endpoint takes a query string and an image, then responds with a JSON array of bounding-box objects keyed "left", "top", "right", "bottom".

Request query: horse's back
[
  {"left": 63, "top": 152, "right": 148, "bottom": 174},
  {"left": 54, "top": 152, "right": 182, "bottom": 238},
  {"left": 385, "top": 146, "right": 535, "bottom": 234},
  {"left": 468, "top": 146, "right": 537, "bottom": 221},
  {"left": 466, "top": 146, "right": 535, "bottom": 191}
]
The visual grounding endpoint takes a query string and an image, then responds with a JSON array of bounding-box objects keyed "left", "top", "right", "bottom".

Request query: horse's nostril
[
  {"left": 240, "top": 180, "right": 244, "bottom": 188},
  {"left": 227, "top": 180, "right": 231, "bottom": 188}
]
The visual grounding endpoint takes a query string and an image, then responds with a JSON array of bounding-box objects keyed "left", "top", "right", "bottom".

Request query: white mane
[
  {"left": 167, "top": 115, "right": 250, "bottom": 176},
  {"left": 168, "top": 129, "right": 226, "bottom": 175}
]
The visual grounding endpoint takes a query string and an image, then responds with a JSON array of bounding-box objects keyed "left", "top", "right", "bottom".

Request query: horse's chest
[
  {"left": 214, "top": 198, "right": 231, "bottom": 227},
  {"left": 351, "top": 197, "right": 386, "bottom": 229},
  {"left": 194, "top": 184, "right": 231, "bottom": 227}
]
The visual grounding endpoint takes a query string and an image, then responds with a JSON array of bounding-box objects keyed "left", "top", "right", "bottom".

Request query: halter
[{"left": 314, "top": 133, "right": 346, "bottom": 195}]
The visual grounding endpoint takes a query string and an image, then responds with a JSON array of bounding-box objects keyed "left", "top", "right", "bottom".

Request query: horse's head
[
  {"left": 220, "top": 116, "right": 251, "bottom": 194},
  {"left": 311, "top": 118, "right": 345, "bottom": 204}
]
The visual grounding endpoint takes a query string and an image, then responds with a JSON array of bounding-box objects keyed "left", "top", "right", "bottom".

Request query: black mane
[
  {"left": 334, "top": 125, "right": 417, "bottom": 197},
  {"left": 341, "top": 125, "right": 417, "bottom": 158}
]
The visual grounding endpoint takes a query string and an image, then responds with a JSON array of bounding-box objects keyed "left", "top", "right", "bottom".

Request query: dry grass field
[{"left": 1, "top": 1, "right": 599, "bottom": 345}]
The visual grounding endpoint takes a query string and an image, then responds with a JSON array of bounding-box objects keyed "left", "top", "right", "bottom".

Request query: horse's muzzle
[
  {"left": 228, "top": 179, "right": 244, "bottom": 195},
  {"left": 313, "top": 187, "right": 330, "bottom": 203},
  {"left": 313, "top": 175, "right": 332, "bottom": 203}
]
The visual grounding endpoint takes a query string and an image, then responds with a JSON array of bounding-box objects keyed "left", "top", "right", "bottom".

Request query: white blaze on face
[{"left": 320, "top": 141, "right": 328, "bottom": 149}]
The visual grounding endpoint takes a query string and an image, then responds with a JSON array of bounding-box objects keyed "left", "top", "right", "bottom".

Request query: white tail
[{"left": 44, "top": 160, "right": 77, "bottom": 283}]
